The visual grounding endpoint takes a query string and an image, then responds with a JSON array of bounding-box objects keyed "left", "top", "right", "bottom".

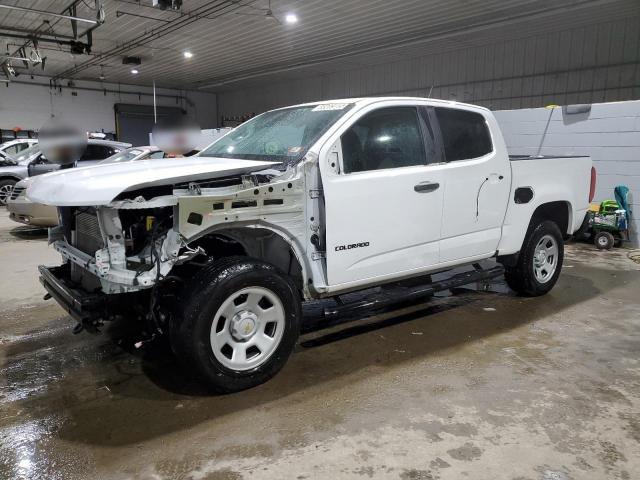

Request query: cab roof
[{"left": 289, "top": 96, "right": 491, "bottom": 112}]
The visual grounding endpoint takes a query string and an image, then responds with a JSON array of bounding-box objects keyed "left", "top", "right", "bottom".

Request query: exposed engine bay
[
  {"left": 47, "top": 162, "right": 312, "bottom": 296},
  {"left": 35, "top": 154, "right": 324, "bottom": 337}
]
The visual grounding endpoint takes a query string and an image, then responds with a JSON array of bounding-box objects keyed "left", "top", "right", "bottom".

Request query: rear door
[
  {"left": 322, "top": 103, "right": 445, "bottom": 287},
  {"left": 433, "top": 107, "right": 511, "bottom": 262}
]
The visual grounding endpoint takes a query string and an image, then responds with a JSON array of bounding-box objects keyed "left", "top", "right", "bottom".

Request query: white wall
[
  {"left": 0, "top": 76, "right": 217, "bottom": 135},
  {"left": 495, "top": 101, "right": 640, "bottom": 246}
]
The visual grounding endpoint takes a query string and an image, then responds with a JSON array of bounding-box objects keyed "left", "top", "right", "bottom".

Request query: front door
[
  {"left": 27, "top": 154, "right": 60, "bottom": 176},
  {"left": 322, "top": 105, "right": 444, "bottom": 288}
]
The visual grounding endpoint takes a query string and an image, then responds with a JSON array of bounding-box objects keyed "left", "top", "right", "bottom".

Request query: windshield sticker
[
  {"left": 287, "top": 146, "right": 303, "bottom": 154},
  {"left": 312, "top": 103, "right": 349, "bottom": 111}
]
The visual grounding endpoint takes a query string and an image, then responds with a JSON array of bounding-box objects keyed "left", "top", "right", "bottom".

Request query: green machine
[{"left": 582, "top": 186, "right": 631, "bottom": 250}]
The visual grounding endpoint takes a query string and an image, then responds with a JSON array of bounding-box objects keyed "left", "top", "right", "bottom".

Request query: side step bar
[{"left": 323, "top": 265, "right": 505, "bottom": 319}]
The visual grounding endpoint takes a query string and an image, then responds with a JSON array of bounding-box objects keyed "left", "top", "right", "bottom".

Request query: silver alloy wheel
[
  {"left": 0, "top": 184, "right": 13, "bottom": 205},
  {"left": 210, "top": 286, "right": 285, "bottom": 371},
  {"left": 533, "top": 234, "right": 559, "bottom": 284}
]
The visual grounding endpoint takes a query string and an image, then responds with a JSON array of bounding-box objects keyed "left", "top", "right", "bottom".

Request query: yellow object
[
  {"left": 146, "top": 216, "right": 155, "bottom": 231},
  {"left": 588, "top": 203, "right": 600, "bottom": 212}
]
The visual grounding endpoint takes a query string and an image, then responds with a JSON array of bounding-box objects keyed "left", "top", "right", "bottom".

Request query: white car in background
[
  {"left": 0, "top": 138, "right": 38, "bottom": 157},
  {"left": 8, "top": 146, "right": 164, "bottom": 227},
  {"left": 97, "top": 145, "right": 165, "bottom": 165}
]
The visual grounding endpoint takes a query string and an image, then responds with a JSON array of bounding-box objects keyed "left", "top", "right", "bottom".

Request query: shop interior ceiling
[{"left": 0, "top": 0, "right": 638, "bottom": 91}]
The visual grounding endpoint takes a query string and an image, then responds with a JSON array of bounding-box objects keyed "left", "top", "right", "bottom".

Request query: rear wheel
[
  {"left": 504, "top": 220, "right": 564, "bottom": 297},
  {"left": 171, "top": 257, "right": 301, "bottom": 393},
  {"left": 594, "top": 231, "right": 615, "bottom": 250},
  {"left": 0, "top": 179, "right": 16, "bottom": 206}
]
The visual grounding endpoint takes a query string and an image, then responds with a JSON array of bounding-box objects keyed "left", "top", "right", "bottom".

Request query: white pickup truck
[{"left": 29, "top": 97, "right": 595, "bottom": 392}]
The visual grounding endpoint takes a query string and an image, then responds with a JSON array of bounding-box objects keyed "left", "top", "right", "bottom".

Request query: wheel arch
[
  {"left": 498, "top": 198, "right": 573, "bottom": 258},
  {"left": 528, "top": 200, "right": 572, "bottom": 238},
  {"left": 0, "top": 174, "right": 21, "bottom": 182},
  {"left": 186, "top": 225, "right": 307, "bottom": 297}
]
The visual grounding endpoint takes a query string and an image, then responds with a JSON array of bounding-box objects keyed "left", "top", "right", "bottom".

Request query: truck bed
[{"left": 497, "top": 154, "right": 592, "bottom": 255}]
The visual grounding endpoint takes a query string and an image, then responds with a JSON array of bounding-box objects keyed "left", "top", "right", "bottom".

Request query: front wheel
[
  {"left": 504, "top": 220, "right": 564, "bottom": 297},
  {"left": 171, "top": 257, "right": 301, "bottom": 393},
  {"left": 0, "top": 179, "right": 16, "bottom": 206}
]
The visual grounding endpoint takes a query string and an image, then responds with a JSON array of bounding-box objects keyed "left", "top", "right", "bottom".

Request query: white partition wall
[{"left": 495, "top": 101, "right": 640, "bottom": 246}]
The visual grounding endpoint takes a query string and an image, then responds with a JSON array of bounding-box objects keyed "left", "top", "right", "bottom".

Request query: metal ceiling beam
[
  {"left": 0, "top": 31, "right": 90, "bottom": 49},
  {"left": 0, "top": 0, "right": 104, "bottom": 81},
  {"left": 0, "top": 24, "right": 76, "bottom": 41},
  {"left": 53, "top": 0, "right": 252, "bottom": 80},
  {"left": 0, "top": 4, "right": 98, "bottom": 25}
]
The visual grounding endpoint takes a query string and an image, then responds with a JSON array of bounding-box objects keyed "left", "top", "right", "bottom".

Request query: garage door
[{"left": 114, "top": 104, "right": 185, "bottom": 146}]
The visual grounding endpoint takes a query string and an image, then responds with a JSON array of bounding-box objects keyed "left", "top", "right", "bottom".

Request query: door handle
[
  {"left": 414, "top": 181, "right": 440, "bottom": 193},
  {"left": 489, "top": 173, "right": 505, "bottom": 183}
]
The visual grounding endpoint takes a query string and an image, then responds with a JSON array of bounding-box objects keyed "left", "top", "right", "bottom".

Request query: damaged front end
[
  {"left": 38, "top": 162, "right": 311, "bottom": 335},
  {"left": 41, "top": 198, "right": 201, "bottom": 333},
  {"left": 50, "top": 203, "right": 190, "bottom": 294}
]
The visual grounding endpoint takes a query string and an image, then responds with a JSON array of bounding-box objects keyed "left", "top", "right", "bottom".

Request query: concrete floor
[{"left": 0, "top": 209, "right": 639, "bottom": 480}]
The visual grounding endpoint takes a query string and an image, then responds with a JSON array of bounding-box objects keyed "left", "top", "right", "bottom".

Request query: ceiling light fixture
[
  {"left": 284, "top": 13, "right": 298, "bottom": 24},
  {"left": 130, "top": 68, "right": 139, "bottom": 74},
  {"left": 183, "top": 51, "right": 193, "bottom": 59}
]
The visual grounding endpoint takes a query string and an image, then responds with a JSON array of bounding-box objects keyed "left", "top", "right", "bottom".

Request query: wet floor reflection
[{"left": 1, "top": 260, "right": 628, "bottom": 479}]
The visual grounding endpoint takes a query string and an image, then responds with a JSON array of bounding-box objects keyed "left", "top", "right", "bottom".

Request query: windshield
[
  {"left": 99, "top": 148, "right": 147, "bottom": 164},
  {"left": 199, "top": 104, "right": 352, "bottom": 167},
  {"left": 12, "top": 144, "right": 41, "bottom": 164}
]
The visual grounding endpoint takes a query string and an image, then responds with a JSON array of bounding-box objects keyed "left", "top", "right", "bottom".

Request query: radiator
[{"left": 74, "top": 210, "right": 104, "bottom": 255}]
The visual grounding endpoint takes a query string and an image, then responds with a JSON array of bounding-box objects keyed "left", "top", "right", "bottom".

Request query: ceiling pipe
[
  {"left": 6, "top": 78, "right": 194, "bottom": 106},
  {"left": 0, "top": 4, "right": 98, "bottom": 25},
  {"left": 53, "top": 0, "right": 248, "bottom": 80}
]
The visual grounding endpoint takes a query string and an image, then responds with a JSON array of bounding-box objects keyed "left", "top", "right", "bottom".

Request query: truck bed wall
[
  {"left": 498, "top": 156, "right": 591, "bottom": 255},
  {"left": 495, "top": 100, "right": 640, "bottom": 247}
]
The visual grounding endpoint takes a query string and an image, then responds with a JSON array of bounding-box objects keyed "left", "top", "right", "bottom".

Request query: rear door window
[{"left": 435, "top": 108, "right": 492, "bottom": 161}]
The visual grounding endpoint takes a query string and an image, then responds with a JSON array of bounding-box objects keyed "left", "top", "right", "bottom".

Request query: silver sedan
[{"left": 7, "top": 146, "right": 164, "bottom": 227}]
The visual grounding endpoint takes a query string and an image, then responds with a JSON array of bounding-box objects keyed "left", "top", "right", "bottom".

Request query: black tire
[
  {"left": 594, "top": 231, "right": 615, "bottom": 250},
  {"left": 504, "top": 220, "right": 564, "bottom": 297},
  {"left": 170, "top": 256, "right": 301, "bottom": 393},
  {"left": 0, "top": 179, "right": 16, "bottom": 206}
]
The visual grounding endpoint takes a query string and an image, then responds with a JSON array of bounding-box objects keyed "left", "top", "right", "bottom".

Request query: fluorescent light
[
  {"left": 130, "top": 68, "right": 139, "bottom": 74},
  {"left": 183, "top": 51, "right": 193, "bottom": 59},
  {"left": 285, "top": 13, "right": 298, "bottom": 24}
]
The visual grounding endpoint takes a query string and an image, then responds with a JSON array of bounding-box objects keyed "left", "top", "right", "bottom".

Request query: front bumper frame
[{"left": 39, "top": 264, "right": 107, "bottom": 322}]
